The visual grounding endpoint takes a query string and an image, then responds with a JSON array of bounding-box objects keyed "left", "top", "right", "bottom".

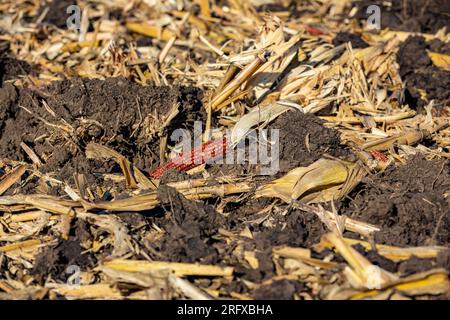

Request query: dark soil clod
[
  {"left": 397, "top": 36, "right": 450, "bottom": 112},
  {"left": 352, "top": 0, "right": 450, "bottom": 34},
  {"left": 340, "top": 156, "right": 449, "bottom": 247},
  {"left": 0, "top": 77, "right": 203, "bottom": 185}
]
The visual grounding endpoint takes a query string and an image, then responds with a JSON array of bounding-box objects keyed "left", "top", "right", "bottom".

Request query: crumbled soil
[
  {"left": 235, "top": 209, "right": 327, "bottom": 285},
  {"left": 255, "top": 2, "right": 299, "bottom": 17},
  {"left": 2, "top": 81, "right": 447, "bottom": 299},
  {"left": 397, "top": 256, "right": 435, "bottom": 276},
  {"left": 397, "top": 36, "right": 450, "bottom": 112},
  {"left": 340, "top": 155, "right": 449, "bottom": 247},
  {"left": 130, "top": 185, "right": 328, "bottom": 296},
  {"left": 0, "top": 55, "right": 35, "bottom": 85},
  {"left": 341, "top": 1, "right": 450, "bottom": 112},
  {"left": 351, "top": 0, "right": 450, "bottom": 34},
  {"left": 32, "top": 238, "right": 96, "bottom": 284},
  {"left": 1, "top": 0, "right": 450, "bottom": 302},
  {"left": 159, "top": 169, "right": 202, "bottom": 184},
  {"left": 149, "top": 185, "right": 226, "bottom": 264},
  {"left": 217, "top": 205, "right": 328, "bottom": 289},
  {"left": 251, "top": 209, "right": 327, "bottom": 249},
  {"left": 332, "top": 32, "right": 369, "bottom": 49},
  {"left": 41, "top": 0, "right": 77, "bottom": 29},
  {"left": 0, "top": 77, "right": 203, "bottom": 186},
  {"left": 269, "top": 110, "right": 351, "bottom": 173},
  {"left": 31, "top": 218, "right": 96, "bottom": 284},
  {"left": 353, "top": 243, "right": 448, "bottom": 276},
  {"left": 252, "top": 279, "right": 306, "bottom": 300}
]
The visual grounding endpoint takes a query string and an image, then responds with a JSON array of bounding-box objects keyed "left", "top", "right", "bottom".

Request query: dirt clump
[
  {"left": 149, "top": 185, "right": 225, "bottom": 264},
  {"left": 159, "top": 169, "right": 202, "bottom": 184},
  {"left": 353, "top": 244, "right": 398, "bottom": 273},
  {"left": 351, "top": 0, "right": 450, "bottom": 34},
  {"left": 397, "top": 36, "right": 450, "bottom": 112},
  {"left": 340, "top": 155, "right": 449, "bottom": 247},
  {"left": 0, "top": 77, "right": 203, "bottom": 185},
  {"left": 397, "top": 256, "right": 435, "bottom": 276},
  {"left": 252, "top": 209, "right": 327, "bottom": 249},
  {"left": 252, "top": 279, "right": 306, "bottom": 300},
  {"left": 0, "top": 55, "right": 35, "bottom": 85},
  {"left": 268, "top": 110, "right": 350, "bottom": 173},
  {"left": 30, "top": 218, "right": 96, "bottom": 284},
  {"left": 226, "top": 207, "right": 327, "bottom": 285},
  {"left": 353, "top": 244, "right": 443, "bottom": 276},
  {"left": 41, "top": 0, "right": 77, "bottom": 29},
  {"left": 332, "top": 32, "right": 369, "bottom": 49},
  {"left": 31, "top": 238, "right": 96, "bottom": 284},
  {"left": 142, "top": 187, "right": 327, "bottom": 285}
]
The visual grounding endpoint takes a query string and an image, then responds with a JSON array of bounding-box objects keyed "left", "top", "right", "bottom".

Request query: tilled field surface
[{"left": 0, "top": 0, "right": 449, "bottom": 300}]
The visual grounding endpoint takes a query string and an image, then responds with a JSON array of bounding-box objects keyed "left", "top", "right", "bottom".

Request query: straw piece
[
  {"left": 51, "top": 284, "right": 123, "bottom": 300},
  {"left": 103, "top": 259, "right": 234, "bottom": 277},
  {"left": 126, "top": 22, "right": 175, "bottom": 41},
  {"left": 0, "top": 164, "right": 27, "bottom": 196},
  {"left": 343, "top": 238, "right": 449, "bottom": 261}
]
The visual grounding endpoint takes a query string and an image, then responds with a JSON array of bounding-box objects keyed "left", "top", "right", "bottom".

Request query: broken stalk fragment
[
  {"left": 362, "top": 121, "right": 448, "bottom": 152},
  {"left": 211, "top": 51, "right": 268, "bottom": 112}
]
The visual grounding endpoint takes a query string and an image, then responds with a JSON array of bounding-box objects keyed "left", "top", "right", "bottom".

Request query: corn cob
[
  {"left": 304, "top": 25, "right": 327, "bottom": 36},
  {"left": 150, "top": 138, "right": 230, "bottom": 179}
]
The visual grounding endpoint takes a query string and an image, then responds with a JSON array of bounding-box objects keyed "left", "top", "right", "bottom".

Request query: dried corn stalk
[
  {"left": 85, "top": 142, "right": 155, "bottom": 190},
  {"left": 102, "top": 259, "right": 234, "bottom": 277},
  {"left": 323, "top": 233, "right": 399, "bottom": 290}
]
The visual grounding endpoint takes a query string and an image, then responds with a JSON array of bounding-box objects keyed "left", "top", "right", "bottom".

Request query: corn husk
[
  {"left": 428, "top": 51, "right": 450, "bottom": 71},
  {"left": 255, "top": 158, "right": 356, "bottom": 203},
  {"left": 230, "top": 102, "right": 295, "bottom": 146}
]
